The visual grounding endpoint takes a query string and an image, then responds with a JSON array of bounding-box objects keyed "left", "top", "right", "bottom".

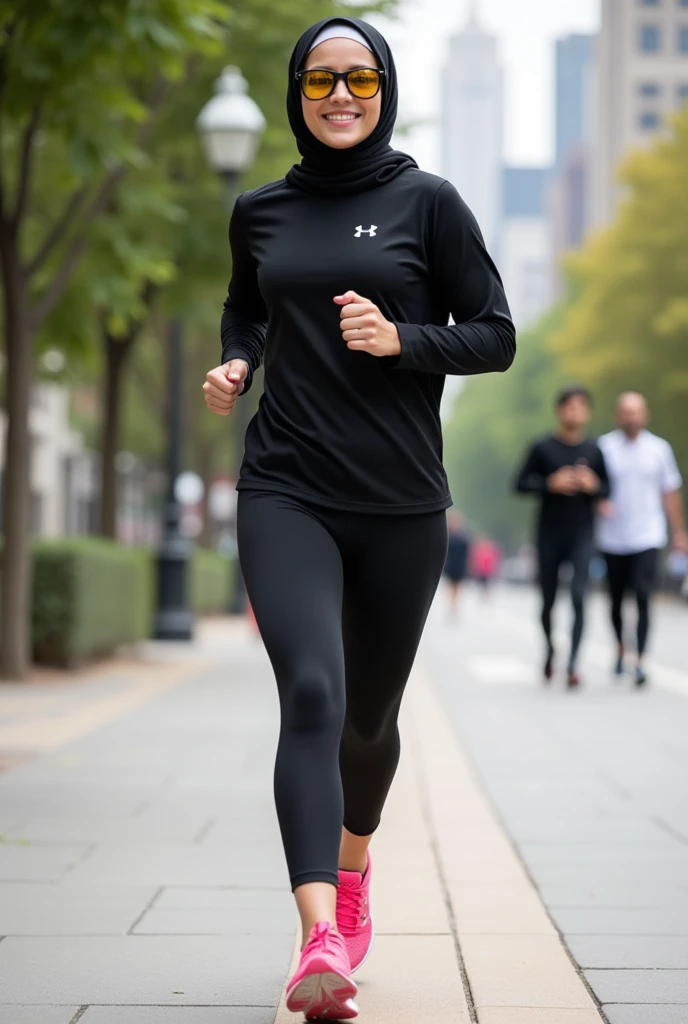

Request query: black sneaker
[
  {"left": 635, "top": 666, "right": 648, "bottom": 687},
  {"left": 544, "top": 649, "right": 555, "bottom": 683},
  {"left": 614, "top": 652, "right": 625, "bottom": 677}
]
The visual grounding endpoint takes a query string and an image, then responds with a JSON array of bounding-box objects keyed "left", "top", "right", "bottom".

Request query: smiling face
[{"left": 301, "top": 37, "right": 382, "bottom": 149}]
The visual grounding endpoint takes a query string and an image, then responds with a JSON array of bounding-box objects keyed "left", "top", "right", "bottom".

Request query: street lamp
[
  {"left": 197, "top": 66, "right": 265, "bottom": 614},
  {"left": 197, "top": 66, "right": 266, "bottom": 202}
]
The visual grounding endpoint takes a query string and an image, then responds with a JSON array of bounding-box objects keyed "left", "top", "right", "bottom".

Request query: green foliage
[
  {"left": 444, "top": 308, "right": 569, "bottom": 552},
  {"left": 190, "top": 548, "right": 234, "bottom": 613},
  {"left": 30, "top": 538, "right": 154, "bottom": 666},
  {"left": 553, "top": 106, "right": 688, "bottom": 481}
]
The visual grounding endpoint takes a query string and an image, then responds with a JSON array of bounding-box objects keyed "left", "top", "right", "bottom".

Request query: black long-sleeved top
[
  {"left": 514, "top": 434, "right": 610, "bottom": 537},
  {"left": 221, "top": 169, "right": 515, "bottom": 514}
]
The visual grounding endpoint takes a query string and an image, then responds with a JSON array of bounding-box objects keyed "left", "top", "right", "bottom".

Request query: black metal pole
[{"left": 153, "top": 317, "right": 194, "bottom": 640}]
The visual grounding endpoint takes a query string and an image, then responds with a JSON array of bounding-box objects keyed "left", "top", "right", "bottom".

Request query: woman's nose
[{"left": 330, "top": 79, "right": 353, "bottom": 103}]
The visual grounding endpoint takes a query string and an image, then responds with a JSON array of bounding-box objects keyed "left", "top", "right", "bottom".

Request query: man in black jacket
[{"left": 514, "top": 386, "right": 609, "bottom": 687}]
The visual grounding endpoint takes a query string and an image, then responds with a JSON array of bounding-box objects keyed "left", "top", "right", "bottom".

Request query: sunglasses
[{"left": 295, "top": 67, "right": 384, "bottom": 101}]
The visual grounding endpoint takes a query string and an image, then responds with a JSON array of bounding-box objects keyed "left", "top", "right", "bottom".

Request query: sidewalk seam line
[
  {"left": 68, "top": 1008, "right": 89, "bottom": 1024},
  {"left": 410, "top": 706, "right": 479, "bottom": 1024},
  {"left": 127, "top": 886, "right": 164, "bottom": 936}
]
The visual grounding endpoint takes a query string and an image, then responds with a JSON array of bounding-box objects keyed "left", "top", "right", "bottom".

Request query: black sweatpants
[
  {"left": 237, "top": 490, "right": 448, "bottom": 891},
  {"left": 537, "top": 527, "right": 593, "bottom": 671},
  {"left": 602, "top": 549, "right": 659, "bottom": 658}
]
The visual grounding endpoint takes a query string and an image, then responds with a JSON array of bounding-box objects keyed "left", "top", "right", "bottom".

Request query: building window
[
  {"left": 679, "top": 26, "right": 688, "bottom": 51},
  {"left": 639, "top": 110, "right": 660, "bottom": 129},
  {"left": 639, "top": 24, "right": 661, "bottom": 52},
  {"left": 638, "top": 81, "right": 661, "bottom": 96}
]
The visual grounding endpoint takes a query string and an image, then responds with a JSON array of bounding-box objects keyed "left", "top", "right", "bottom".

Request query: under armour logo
[{"left": 354, "top": 224, "right": 377, "bottom": 238}]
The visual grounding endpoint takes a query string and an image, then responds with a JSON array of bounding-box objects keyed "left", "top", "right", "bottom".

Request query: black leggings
[
  {"left": 603, "top": 549, "right": 659, "bottom": 657},
  {"left": 537, "top": 528, "right": 593, "bottom": 670},
  {"left": 237, "top": 490, "right": 447, "bottom": 890}
]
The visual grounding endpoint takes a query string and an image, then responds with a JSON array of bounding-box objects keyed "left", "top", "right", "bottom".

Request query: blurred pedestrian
[
  {"left": 203, "top": 15, "right": 515, "bottom": 1019},
  {"left": 598, "top": 392, "right": 686, "bottom": 687},
  {"left": 514, "top": 386, "right": 609, "bottom": 687},
  {"left": 443, "top": 511, "right": 471, "bottom": 617},
  {"left": 470, "top": 535, "right": 501, "bottom": 595}
]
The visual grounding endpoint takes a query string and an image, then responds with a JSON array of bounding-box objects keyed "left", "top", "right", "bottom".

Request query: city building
[
  {"left": 590, "top": 0, "right": 688, "bottom": 228},
  {"left": 0, "top": 384, "right": 97, "bottom": 539},
  {"left": 550, "top": 34, "right": 594, "bottom": 296},
  {"left": 441, "top": 0, "right": 504, "bottom": 255},
  {"left": 501, "top": 167, "right": 553, "bottom": 330}
]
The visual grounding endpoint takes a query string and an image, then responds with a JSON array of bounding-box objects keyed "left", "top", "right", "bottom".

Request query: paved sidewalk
[
  {"left": 0, "top": 603, "right": 670, "bottom": 1022},
  {"left": 425, "top": 584, "right": 688, "bottom": 1024}
]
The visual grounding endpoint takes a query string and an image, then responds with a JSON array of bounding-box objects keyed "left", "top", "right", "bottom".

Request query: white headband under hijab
[{"left": 308, "top": 24, "right": 372, "bottom": 54}]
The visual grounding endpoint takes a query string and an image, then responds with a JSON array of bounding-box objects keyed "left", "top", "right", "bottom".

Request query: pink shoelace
[
  {"left": 337, "top": 884, "right": 366, "bottom": 934},
  {"left": 306, "top": 921, "right": 340, "bottom": 949}
]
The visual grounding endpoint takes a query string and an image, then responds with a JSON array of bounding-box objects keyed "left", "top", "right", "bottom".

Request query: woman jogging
[{"left": 203, "top": 17, "right": 515, "bottom": 1020}]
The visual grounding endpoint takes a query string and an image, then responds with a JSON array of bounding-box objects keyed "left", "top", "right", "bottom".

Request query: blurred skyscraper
[
  {"left": 556, "top": 35, "right": 594, "bottom": 170},
  {"left": 441, "top": 1, "right": 503, "bottom": 255},
  {"left": 501, "top": 168, "right": 552, "bottom": 329},
  {"left": 590, "top": 0, "right": 688, "bottom": 227},
  {"left": 549, "top": 34, "right": 594, "bottom": 297}
]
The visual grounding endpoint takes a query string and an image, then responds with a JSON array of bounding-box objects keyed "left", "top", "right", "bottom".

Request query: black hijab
[{"left": 285, "top": 17, "right": 418, "bottom": 196}]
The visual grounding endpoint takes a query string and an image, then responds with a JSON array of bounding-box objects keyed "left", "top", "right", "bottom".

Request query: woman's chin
[{"left": 318, "top": 130, "right": 366, "bottom": 149}]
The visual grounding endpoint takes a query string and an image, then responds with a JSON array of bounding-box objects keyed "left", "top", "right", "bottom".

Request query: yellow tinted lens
[
  {"left": 303, "top": 70, "right": 335, "bottom": 99},
  {"left": 347, "top": 69, "right": 380, "bottom": 98}
]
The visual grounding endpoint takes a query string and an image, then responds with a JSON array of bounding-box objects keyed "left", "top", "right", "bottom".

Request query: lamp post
[
  {"left": 197, "top": 67, "right": 265, "bottom": 614},
  {"left": 152, "top": 317, "right": 194, "bottom": 640}
]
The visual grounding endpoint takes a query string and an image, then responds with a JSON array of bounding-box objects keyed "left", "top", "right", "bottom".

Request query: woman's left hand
[{"left": 334, "top": 291, "right": 401, "bottom": 357}]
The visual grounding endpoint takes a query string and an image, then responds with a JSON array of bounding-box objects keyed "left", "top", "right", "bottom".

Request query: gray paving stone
[
  {"left": 518, "top": 841, "right": 686, "bottom": 866},
  {"left": 539, "top": 881, "right": 688, "bottom": 909},
  {"left": 133, "top": 906, "right": 295, "bottom": 935},
  {"left": 0, "top": 1010, "right": 78, "bottom": 1024},
  {"left": 68, "top": 845, "right": 287, "bottom": 889},
  {"left": 0, "top": 883, "right": 157, "bottom": 935},
  {"left": 155, "top": 888, "right": 292, "bottom": 911},
  {"left": 507, "top": 818, "right": 672, "bottom": 843},
  {"left": 569, "top": 935, "right": 688, "bottom": 969},
  {"left": 0, "top": 843, "right": 89, "bottom": 882},
  {"left": 604, "top": 1007, "right": 688, "bottom": 1024},
  {"left": 557, "top": 907, "right": 688, "bottom": 935},
  {"left": 7, "top": 811, "right": 213, "bottom": 844},
  {"left": 586, "top": 969, "right": 688, "bottom": 1002},
  {"left": 0, "top": 935, "right": 291, "bottom": 1005},
  {"left": 81, "top": 1010, "right": 275, "bottom": 1023}
]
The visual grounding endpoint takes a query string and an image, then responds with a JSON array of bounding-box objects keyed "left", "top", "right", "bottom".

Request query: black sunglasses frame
[{"left": 295, "top": 67, "right": 384, "bottom": 101}]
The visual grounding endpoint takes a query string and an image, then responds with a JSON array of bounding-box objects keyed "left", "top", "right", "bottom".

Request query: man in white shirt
[{"left": 598, "top": 393, "right": 686, "bottom": 686}]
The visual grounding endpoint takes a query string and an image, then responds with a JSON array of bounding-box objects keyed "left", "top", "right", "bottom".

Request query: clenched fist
[
  {"left": 334, "top": 290, "right": 401, "bottom": 357},
  {"left": 203, "top": 359, "right": 249, "bottom": 416}
]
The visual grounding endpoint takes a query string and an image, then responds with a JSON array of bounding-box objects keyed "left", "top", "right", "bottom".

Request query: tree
[
  {"left": 553, "top": 106, "right": 688, "bottom": 477},
  {"left": 0, "top": 2, "right": 225, "bottom": 679},
  {"left": 444, "top": 308, "right": 568, "bottom": 552}
]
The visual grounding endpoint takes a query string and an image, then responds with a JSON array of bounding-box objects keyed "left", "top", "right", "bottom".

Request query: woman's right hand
[{"left": 203, "top": 359, "right": 249, "bottom": 416}]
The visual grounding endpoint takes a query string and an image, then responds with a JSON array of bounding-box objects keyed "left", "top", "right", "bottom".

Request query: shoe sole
[
  {"left": 286, "top": 970, "right": 358, "bottom": 1020},
  {"left": 350, "top": 919, "right": 375, "bottom": 975}
]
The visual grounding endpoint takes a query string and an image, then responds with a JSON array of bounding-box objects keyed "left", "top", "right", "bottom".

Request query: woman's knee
[{"left": 280, "top": 664, "right": 344, "bottom": 735}]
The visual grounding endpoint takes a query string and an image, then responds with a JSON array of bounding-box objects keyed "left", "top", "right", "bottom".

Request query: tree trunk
[
  {"left": 0, "top": 226, "right": 33, "bottom": 680},
  {"left": 99, "top": 330, "right": 132, "bottom": 539}
]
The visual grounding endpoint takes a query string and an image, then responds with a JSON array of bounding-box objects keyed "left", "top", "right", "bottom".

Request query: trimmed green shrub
[
  {"left": 190, "top": 548, "right": 233, "bottom": 614},
  {"left": 31, "top": 539, "right": 154, "bottom": 667}
]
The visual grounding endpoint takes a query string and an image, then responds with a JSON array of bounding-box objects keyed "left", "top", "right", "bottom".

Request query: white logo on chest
[{"left": 354, "top": 224, "right": 377, "bottom": 238}]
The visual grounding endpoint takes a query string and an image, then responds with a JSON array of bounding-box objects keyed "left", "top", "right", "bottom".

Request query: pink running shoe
[
  {"left": 337, "top": 853, "right": 374, "bottom": 973},
  {"left": 285, "top": 922, "right": 358, "bottom": 1020}
]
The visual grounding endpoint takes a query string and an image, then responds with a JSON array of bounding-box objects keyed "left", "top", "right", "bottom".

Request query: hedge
[
  {"left": 0, "top": 539, "right": 235, "bottom": 667},
  {"left": 31, "top": 538, "right": 155, "bottom": 667},
  {"left": 190, "top": 547, "right": 233, "bottom": 615}
]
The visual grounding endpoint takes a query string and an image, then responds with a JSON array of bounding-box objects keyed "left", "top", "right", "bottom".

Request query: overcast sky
[{"left": 371, "top": 0, "right": 600, "bottom": 171}]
